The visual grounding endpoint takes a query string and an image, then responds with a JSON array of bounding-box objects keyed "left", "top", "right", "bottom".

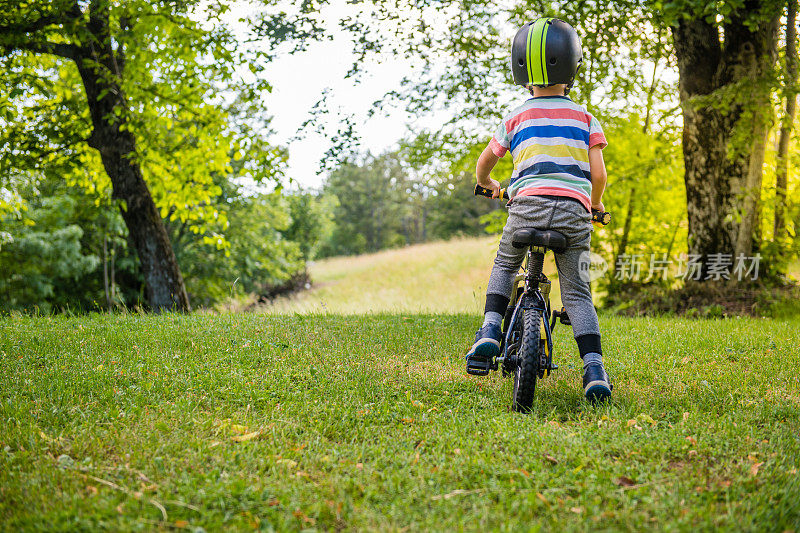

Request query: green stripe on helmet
[
  {"left": 528, "top": 18, "right": 551, "bottom": 85},
  {"left": 540, "top": 19, "right": 550, "bottom": 84}
]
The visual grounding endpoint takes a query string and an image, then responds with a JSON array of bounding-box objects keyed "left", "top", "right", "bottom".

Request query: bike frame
[{"left": 499, "top": 246, "right": 554, "bottom": 372}]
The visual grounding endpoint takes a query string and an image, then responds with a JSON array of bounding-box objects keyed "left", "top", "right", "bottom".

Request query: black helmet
[{"left": 511, "top": 18, "right": 583, "bottom": 89}]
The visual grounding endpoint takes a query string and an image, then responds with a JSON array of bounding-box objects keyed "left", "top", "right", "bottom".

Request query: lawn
[
  {"left": 2, "top": 312, "right": 799, "bottom": 531},
  {"left": 265, "top": 237, "right": 562, "bottom": 315}
]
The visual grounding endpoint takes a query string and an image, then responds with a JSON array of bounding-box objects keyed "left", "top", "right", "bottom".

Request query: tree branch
[
  {"left": 0, "top": 40, "right": 77, "bottom": 60},
  {"left": 0, "top": 14, "right": 61, "bottom": 34}
]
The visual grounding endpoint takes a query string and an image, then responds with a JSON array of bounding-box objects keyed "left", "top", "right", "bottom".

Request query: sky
[
  {"left": 264, "top": 41, "right": 412, "bottom": 189},
  {"left": 220, "top": 1, "right": 437, "bottom": 190}
]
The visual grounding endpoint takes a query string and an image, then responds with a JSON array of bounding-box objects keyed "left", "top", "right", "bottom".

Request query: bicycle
[{"left": 468, "top": 184, "right": 610, "bottom": 412}]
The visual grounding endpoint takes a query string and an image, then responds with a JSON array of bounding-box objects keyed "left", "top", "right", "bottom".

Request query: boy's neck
[{"left": 531, "top": 84, "right": 567, "bottom": 97}]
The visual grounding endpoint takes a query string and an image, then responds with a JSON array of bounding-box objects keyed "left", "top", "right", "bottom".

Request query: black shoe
[
  {"left": 466, "top": 323, "right": 502, "bottom": 376},
  {"left": 583, "top": 363, "right": 612, "bottom": 402}
]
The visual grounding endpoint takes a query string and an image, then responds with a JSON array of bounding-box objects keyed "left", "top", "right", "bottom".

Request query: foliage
[
  {"left": 174, "top": 191, "right": 305, "bottom": 308},
  {"left": 265, "top": 0, "right": 674, "bottom": 126},
  {"left": 416, "top": 138, "right": 511, "bottom": 241},
  {"left": 0, "top": 167, "right": 308, "bottom": 313},
  {"left": 283, "top": 190, "right": 337, "bottom": 262},
  {"left": 0, "top": 0, "right": 271, "bottom": 240},
  {"left": 309, "top": 143, "right": 508, "bottom": 259},
  {"left": 425, "top": 170, "right": 503, "bottom": 240},
  {"left": 755, "top": 117, "right": 800, "bottom": 278},
  {"left": 317, "top": 152, "right": 413, "bottom": 257},
  {"left": 599, "top": 115, "right": 687, "bottom": 275},
  {"left": 0, "top": 208, "right": 97, "bottom": 313},
  {"left": 2, "top": 313, "right": 800, "bottom": 529},
  {"left": 0, "top": 175, "right": 104, "bottom": 313}
]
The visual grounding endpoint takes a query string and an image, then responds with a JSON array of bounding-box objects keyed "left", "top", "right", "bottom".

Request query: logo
[{"left": 578, "top": 251, "right": 608, "bottom": 282}]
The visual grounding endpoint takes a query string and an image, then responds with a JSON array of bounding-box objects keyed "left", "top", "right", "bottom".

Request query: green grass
[
  {"left": 266, "top": 237, "right": 562, "bottom": 315},
  {"left": 2, "top": 312, "right": 799, "bottom": 531}
]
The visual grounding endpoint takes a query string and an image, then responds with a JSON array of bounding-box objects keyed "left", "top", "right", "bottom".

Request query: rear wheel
[{"left": 512, "top": 307, "right": 540, "bottom": 412}]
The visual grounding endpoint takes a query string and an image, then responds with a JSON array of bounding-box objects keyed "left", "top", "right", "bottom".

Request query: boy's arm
[
  {"left": 588, "top": 145, "right": 607, "bottom": 211},
  {"left": 476, "top": 145, "right": 502, "bottom": 198}
]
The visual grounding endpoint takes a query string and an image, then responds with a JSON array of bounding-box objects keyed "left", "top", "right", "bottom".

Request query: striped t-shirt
[{"left": 488, "top": 96, "right": 607, "bottom": 212}]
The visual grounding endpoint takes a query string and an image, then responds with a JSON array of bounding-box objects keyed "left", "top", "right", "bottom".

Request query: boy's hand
[
  {"left": 592, "top": 200, "right": 605, "bottom": 212},
  {"left": 479, "top": 178, "right": 502, "bottom": 198}
]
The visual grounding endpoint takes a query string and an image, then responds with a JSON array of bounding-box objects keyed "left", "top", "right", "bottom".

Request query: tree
[
  {"left": 0, "top": 173, "right": 103, "bottom": 312},
  {"left": 0, "top": 200, "right": 99, "bottom": 313},
  {"left": 0, "top": 1, "right": 191, "bottom": 310},
  {"left": 320, "top": 153, "right": 409, "bottom": 257},
  {"left": 283, "top": 190, "right": 338, "bottom": 261},
  {"left": 601, "top": 114, "right": 687, "bottom": 289},
  {"left": 666, "top": 0, "right": 781, "bottom": 274},
  {"left": 0, "top": 1, "right": 290, "bottom": 312},
  {"left": 0, "top": 147, "right": 306, "bottom": 312},
  {"left": 174, "top": 190, "right": 305, "bottom": 307}
]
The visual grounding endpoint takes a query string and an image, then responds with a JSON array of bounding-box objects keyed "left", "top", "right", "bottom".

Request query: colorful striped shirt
[{"left": 488, "top": 96, "right": 607, "bottom": 212}]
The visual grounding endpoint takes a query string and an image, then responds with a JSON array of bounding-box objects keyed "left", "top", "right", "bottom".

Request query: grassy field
[
  {"left": 2, "top": 312, "right": 799, "bottom": 531},
  {"left": 266, "top": 238, "right": 800, "bottom": 317},
  {"left": 266, "top": 237, "right": 562, "bottom": 315}
]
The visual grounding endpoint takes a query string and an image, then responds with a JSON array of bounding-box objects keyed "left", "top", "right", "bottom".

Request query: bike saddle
[{"left": 511, "top": 228, "right": 567, "bottom": 253}]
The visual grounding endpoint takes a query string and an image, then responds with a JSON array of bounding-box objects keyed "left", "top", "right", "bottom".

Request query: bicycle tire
[{"left": 512, "top": 306, "right": 540, "bottom": 412}]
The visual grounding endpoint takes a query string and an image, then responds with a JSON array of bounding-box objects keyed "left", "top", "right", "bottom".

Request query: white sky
[
  {"left": 217, "top": 0, "right": 450, "bottom": 190},
  {"left": 264, "top": 40, "right": 414, "bottom": 190}
]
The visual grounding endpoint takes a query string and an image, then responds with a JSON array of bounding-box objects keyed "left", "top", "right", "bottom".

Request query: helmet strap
[{"left": 565, "top": 76, "right": 576, "bottom": 95}]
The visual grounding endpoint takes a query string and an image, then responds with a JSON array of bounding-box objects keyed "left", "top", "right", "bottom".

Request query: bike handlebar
[
  {"left": 475, "top": 183, "right": 510, "bottom": 200},
  {"left": 474, "top": 184, "right": 611, "bottom": 226}
]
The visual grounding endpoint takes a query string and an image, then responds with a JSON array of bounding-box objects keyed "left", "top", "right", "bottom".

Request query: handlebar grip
[
  {"left": 474, "top": 184, "right": 509, "bottom": 199},
  {"left": 475, "top": 184, "right": 610, "bottom": 225},
  {"left": 591, "top": 209, "right": 611, "bottom": 226}
]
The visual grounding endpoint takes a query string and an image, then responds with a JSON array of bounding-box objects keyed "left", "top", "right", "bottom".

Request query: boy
[{"left": 465, "top": 18, "right": 611, "bottom": 402}]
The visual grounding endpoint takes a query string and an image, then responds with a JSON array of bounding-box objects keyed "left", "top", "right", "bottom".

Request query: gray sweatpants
[{"left": 486, "top": 195, "right": 600, "bottom": 339}]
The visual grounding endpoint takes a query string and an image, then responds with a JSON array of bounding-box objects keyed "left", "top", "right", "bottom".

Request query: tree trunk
[
  {"left": 678, "top": 91, "right": 739, "bottom": 268},
  {"left": 673, "top": 7, "right": 779, "bottom": 279},
  {"left": 775, "top": 0, "right": 798, "bottom": 240},
  {"left": 75, "top": 4, "right": 190, "bottom": 312},
  {"left": 733, "top": 107, "right": 770, "bottom": 259}
]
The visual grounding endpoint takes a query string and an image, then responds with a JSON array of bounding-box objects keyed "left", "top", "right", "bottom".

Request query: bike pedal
[
  {"left": 466, "top": 358, "right": 493, "bottom": 376},
  {"left": 554, "top": 307, "right": 571, "bottom": 326}
]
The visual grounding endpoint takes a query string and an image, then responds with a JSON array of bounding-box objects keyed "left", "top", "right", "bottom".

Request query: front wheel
[{"left": 512, "top": 307, "right": 540, "bottom": 412}]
